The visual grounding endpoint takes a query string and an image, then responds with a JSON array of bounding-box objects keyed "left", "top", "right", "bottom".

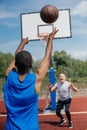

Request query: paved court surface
[{"left": 0, "top": 96, "right": 87, "bottom": 130}]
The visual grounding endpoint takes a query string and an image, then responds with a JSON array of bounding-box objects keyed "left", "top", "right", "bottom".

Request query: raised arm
[
  {"left": 6, "top": 38, "right": 29, "bottom": 77},
  {"left": 69, "top": 83, "right": 78, "bottom": 92},
  {"left": 35, "top": 28, "right": 58, "bottom": 94}
]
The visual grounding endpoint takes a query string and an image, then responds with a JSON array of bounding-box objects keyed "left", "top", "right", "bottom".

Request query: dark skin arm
[
  {"left": 35, "top": 28, "right": 58, "bottom": 94},
  {"left": 5, "top": 29, "right": 58, "bottom": 94},
  {"left": 6, "top": 38, "right": 29, "bottom": 77}
]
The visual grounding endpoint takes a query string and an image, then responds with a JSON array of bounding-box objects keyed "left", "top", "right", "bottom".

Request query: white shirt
[{"left": 56, "top": 81, "right": 72, "bottom": 101}]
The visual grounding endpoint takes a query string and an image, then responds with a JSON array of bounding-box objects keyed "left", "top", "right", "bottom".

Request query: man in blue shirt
[{"left": 4, "top": 28, "right": 58, "bottom": 130}]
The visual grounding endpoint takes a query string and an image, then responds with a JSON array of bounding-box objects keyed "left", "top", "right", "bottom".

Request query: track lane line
[{"left": 0, "top": 111, "right": 87, "bottom": 117}]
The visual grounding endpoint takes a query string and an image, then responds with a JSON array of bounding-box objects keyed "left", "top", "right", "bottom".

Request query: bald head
[{"left": 59, "top": 73, "right": 66, "bottom": 83}]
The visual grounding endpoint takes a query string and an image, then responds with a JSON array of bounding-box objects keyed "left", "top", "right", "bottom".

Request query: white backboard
[{"left": 21, "top": 9, "right": 72, "bottom": 41}]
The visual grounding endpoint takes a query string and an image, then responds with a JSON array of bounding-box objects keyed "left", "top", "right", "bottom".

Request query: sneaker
[
  {"left": 58, "top": 118, "right": 66, "bottom": 126},
  {"left": 68, "top": 121, "right": 73, "bottom": 128}
]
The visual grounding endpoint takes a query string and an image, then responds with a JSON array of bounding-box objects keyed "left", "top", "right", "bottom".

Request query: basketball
[{"left": 40, "top": 5, "right": 59, "bottom": 24}]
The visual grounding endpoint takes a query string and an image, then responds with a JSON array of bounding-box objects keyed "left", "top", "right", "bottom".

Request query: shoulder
[
  {"left": 65, "top": 81, "right": 70, "bottom": 84},
  {"left": 7, "top": 69, "right": 17, "bottom": 77},
  {"left": 65, "top": 81, "right": 71, "bottom": 88},
  {"left": 58, "top": 82, "right": 61, "bottom": 86},
  {"left": 5, "top": 69, "right": 17, "bottom": 83}
]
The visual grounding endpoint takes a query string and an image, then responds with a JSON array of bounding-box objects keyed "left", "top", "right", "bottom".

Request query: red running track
[{"left": 0, "top": 96, "right": 87, "bottom": 130}]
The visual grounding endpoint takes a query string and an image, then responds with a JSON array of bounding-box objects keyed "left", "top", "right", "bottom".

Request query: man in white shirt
[{"left": 49, "top": 73, "right": 78, "bottom": 128}]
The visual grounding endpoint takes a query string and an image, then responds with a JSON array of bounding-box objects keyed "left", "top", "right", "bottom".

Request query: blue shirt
[{"left": 4, "top": 70, "right": 40, "bottom": 130}]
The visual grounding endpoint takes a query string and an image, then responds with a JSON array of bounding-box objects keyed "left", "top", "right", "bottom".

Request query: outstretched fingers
[
  {"left": 52, "top": 27, "right": 59, "bottom": 35},
  {"left": 49, "top": 27, "right": 59, "bottom": 40},
  {"left": 21, "top": 37, "right": 29, "bottom": 45}
]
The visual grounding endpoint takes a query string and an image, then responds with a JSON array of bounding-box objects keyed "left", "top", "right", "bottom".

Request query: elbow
[
  {"left": 74, "top": 88, "right": 78, "bottom": 92},
  {"left": 76, "top": 88, "right": 78, "bottom": 92}
]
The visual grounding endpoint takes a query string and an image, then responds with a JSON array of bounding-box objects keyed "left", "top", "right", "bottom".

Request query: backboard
[{"left": 21, "top": 9, "right": 72, "bottom": 41}]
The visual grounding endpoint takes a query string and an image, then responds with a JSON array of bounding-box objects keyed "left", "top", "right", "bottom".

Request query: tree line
[
  {"left": 0, "top": 51, "right": 87, "bottom": 79},
  {"left": 0, "top": 50, "right": 87, "bottom": 94},
  {"left": 53, "top": 50, "right": 87, "bottom": 80}
]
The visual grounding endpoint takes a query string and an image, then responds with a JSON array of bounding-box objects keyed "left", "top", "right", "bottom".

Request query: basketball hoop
[
  {"left": 38, "top": 33, "right": 50, "bottom": 47},
  {"left": 38, "top": 33, "right": 49, "bottom": 40},
  {"left": 38, "top": 33, "right": 49, "bottom": 46}
]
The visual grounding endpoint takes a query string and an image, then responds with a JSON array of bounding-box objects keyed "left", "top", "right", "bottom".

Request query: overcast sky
[{"left": 0, "top": 0, "right": 87, "bottom": 60}]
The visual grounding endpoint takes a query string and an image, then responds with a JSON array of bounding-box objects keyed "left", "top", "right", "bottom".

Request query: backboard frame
[{"left": 20, "top": 9, "right": 72, "bottom": 41}]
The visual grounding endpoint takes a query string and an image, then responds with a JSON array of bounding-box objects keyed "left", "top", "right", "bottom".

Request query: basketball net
[{"left": 38, "top": 33, "right": 49, "bottom": 47}]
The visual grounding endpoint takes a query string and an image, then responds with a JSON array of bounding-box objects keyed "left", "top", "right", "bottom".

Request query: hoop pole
[{"left": 49, "top": 58, "right": 56, "bottom": 110}]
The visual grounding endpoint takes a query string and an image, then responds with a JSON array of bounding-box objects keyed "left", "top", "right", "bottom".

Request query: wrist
[
  {"left": 20, "top": 42, "right": 27, "bottom": 48},
  {"left": 20, "top": 41, "right": 26, "bottom": 45},
  {"left": 48, "top": 37, "right": 53, "bottom": 41}
]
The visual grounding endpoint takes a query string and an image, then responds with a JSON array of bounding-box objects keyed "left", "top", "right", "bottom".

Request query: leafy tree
[
  {"left": 53, "top": 50, "right": 87, "bottom": 79},
  {"left": 32, "top": 59, "right": 40, "bottom": 71},
  {"left": 0, "top": 52, "right": 13, "bottom": 77},
  {"left": 53, "top": 50, "right": 71, "bottom": 68}
]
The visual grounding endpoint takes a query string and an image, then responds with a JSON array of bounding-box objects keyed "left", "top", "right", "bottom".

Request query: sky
[{"left": 0, "top": 0, "right": 87, "bottom": 61}]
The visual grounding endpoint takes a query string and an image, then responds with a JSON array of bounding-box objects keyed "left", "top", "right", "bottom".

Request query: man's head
[
  {"left": 15, "top": 51, "right": 32, "bottom": 74},
  {"left": 59, "top": 73, "right": 66, "bottom": 83}
]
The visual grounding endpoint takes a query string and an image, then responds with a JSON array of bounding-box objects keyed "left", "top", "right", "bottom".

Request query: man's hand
[
  {"left": 48, "top": 83, "right": 53, "bottom": 92},
  {"left": 38, "top": 28, "right": 58, "bottom": 41},
  {"left": 15, "top": 37, "right": 29, "bottom": 56},
  {"left": 48, "top": 28, "right": 58, "bottom": 40},
  {"left": 21, "top": 37, "right": 29, "bottom": 45},
  {"left": 6, "top": 37, "right": 29, "bottom": 77}
]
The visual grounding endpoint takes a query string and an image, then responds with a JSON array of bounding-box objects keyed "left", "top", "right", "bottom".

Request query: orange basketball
[{"left": 40, "top": 4, "right": 59, "bottom": 24}]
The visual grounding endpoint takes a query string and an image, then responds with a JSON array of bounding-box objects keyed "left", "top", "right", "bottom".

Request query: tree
[
  {"left": 0, "top": 52, "right": 13, "bottom": 77},
  {"left": 53, "top": 50, "right": 87, "bottom": 79}
]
